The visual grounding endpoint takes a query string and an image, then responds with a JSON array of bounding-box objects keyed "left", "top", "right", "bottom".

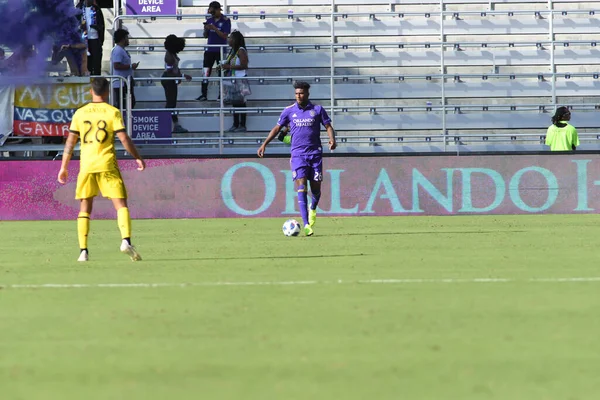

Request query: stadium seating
[
  {"left": 5, "top": 0, "right": 600, "bottom": 154},
  {"left": 110, "top": 0, "right": 600, "bottom": 150}
]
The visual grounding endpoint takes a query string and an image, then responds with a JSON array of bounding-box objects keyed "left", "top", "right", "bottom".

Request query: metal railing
[{"left": 106, "top": 1, "right": 600, "bottom": 150}]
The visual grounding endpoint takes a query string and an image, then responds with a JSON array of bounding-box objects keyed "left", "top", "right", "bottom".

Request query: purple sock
[
  {"left": 297, "top": 185, "right": 309, "bottom": 226},
  {"left": 310, "top": 191, "right": 321, "bottom": 210}
]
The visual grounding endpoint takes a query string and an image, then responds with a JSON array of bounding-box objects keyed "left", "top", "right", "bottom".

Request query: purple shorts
[{"left": 290, "top": 153, "right": 323, "bottom": 182}]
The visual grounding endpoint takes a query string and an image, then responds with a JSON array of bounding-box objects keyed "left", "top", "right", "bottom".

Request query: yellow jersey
[
  {"left": 545, "top": 122, "right": 580, "bottom": 151},
  {"left": 69, "top": 102, "right": 126, "bottom": 173}
]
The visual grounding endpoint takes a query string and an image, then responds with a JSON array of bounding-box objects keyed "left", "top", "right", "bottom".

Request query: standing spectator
[
  {"left": 196, "top": 1, "right": 231, "bottom": 101},
  {"left": 110, "top": 29, "right": 139, "bottom": 110},
  {"left": 221, "top": 30, "right": 249, "bottom": 132},
  {"left": 545, "top": 106, "right": 580, "bottom": 151},
  {"left": 81, "top": 0, "right": 105, "bottom": 75},
  {"left": 161, "top": 34, "right": 192, "bottom": 134}
]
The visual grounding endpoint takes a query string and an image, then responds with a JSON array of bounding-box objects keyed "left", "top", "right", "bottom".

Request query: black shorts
[{"left": 203, "top": 51, "right": 221, "bottom": 69}]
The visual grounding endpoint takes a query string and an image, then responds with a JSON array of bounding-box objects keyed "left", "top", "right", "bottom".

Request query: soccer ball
[{"left": 282, "top": 219, "right": 301, "bottom": 237}]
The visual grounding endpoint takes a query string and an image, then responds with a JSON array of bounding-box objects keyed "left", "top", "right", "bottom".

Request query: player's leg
[
  {"left": 75, "top": 173, "right": 99, "bottom": 262},
  {"left": 295, "top": 177, "right": 313, "bottom": 236},
  {"left": 307, "top": 155, "right": 324, "bottom": 227},
  {"left": 98, "top": 170, "right": 142, "bottom": 261},
  {"left": 291, "top": 156, "right": 313, "bottom": 236},
  {"left": 111, "top": 197, "right": 142, "bottom": 261},
  {"left": 77, "top": 198, "right": 93, "bottom": 262},
  {"left": 308, "top": 180, "right": 321, "bottom": 227}
]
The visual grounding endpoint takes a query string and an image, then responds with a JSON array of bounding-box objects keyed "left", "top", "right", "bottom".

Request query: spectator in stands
[
  {"left": 196, "top": 1, "right": 231, "bottom": 101},
  {"left": 162, "top": 34, "right": 192, "bottom": 134},
  {"left": 81, "top": 0, "right": 105, "bottom": 75},
  {"left": 51, "top": 14, "right": 88, "bottom": 77},
  {"left": 52, "top": 42, "right": 87, "bottom": 76},
  {"left": 111, "top": 29, "right": 139, "bottom": 110},
  {"left": 545, "top": 106, "right": 579, "bottom": 151},
  {"left": 222, "top": 30, "right": 249, "bottom": 132}
]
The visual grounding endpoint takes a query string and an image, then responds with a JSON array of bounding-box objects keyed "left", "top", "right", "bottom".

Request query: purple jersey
[
  {"left": 205, "top": 17, "right": 231, "bottom": 53},
  {"left": 277, "top": 102, "right": 332, "bottom": 156}
]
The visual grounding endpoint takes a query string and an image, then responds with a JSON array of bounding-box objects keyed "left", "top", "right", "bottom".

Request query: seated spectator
[
  {"left": 545, "top": 106, "right": 580, "bottom": 151},
  {"left": 52, "top": 42, "right": 86, "bottom": 76},
  {"left": 161, "top": 34, "right": 192, "bottom": 134}
]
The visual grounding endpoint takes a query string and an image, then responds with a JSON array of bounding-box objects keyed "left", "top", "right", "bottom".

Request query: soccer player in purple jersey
[{"left": 258, "top": 81, "right": 337, "bottom": 236}]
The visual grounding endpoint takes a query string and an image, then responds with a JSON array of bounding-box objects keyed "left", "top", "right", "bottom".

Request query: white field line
[{"left": 3, "top": 277, "right": 600, "bottom": 290}]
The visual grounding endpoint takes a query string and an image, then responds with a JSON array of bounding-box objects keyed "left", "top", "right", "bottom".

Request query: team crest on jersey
[
  {"left": 309, "top": 110, "right": 316, "bottom": 117},
  {"left": 292, "top": 170, "right": 297, "bottom": 179}
]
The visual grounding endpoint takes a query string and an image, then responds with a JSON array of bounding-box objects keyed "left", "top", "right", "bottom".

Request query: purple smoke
[{"left": 0, "top": 0, "right": 83, "bottom": 81}]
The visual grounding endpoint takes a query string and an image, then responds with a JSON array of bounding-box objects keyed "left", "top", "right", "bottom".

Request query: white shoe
[
  {"left": 77, "top": 250, "right": 89, "bottom": 262},
  {"left": 120, "top": 240, "right": 142, "bottom": 261}
]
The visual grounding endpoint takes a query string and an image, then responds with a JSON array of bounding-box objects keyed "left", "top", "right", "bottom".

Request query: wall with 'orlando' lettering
[{"left": 0, "top": 155, "right": 596, "bottom": 220}]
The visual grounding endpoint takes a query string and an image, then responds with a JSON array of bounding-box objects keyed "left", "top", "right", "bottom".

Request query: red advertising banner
[{"left": 0, "top": 155, "right": 597, "bottom": 220}]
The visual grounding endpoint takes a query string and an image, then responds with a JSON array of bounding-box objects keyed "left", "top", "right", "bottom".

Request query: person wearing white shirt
[{"left": 110, "top": 29, "right": 139, "bottom": 110}]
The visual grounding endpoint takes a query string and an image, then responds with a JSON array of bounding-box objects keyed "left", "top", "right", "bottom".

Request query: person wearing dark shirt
[
  {"left": 196, "top": 1, "right": 231, "bottom": 101},
  {"left": 162, "top": 34, "right": 192, "bottom": 134}
]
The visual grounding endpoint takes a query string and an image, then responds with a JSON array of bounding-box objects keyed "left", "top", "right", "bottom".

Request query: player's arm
[
  {"left": 325, "top": 123, "right": 337, "bottom": 150},
  {"left": 117, "top": 131, "right": 146, "bottom": 171},
  {"left": 257, "top": 125, "right": 282, "bottom": 158},
  {"left": 57, "top": 132, "right": 79, "bottom": 184}
]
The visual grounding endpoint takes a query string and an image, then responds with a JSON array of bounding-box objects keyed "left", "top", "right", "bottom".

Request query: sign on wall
[
  {"left": 1, "top": 155, "right": 599, "bottom": 220},
  {"left": 125, "top": 0, "right": 177, "bottom": 15},
  {"left": 131, "top": 110, "right": 172, "bottom": 144}
]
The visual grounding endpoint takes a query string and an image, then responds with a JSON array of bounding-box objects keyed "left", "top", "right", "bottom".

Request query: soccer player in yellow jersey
[{"left": 57, "top": 77, "right": 146, "bottom": 262}]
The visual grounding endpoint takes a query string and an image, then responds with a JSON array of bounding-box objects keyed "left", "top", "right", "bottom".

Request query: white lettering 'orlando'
[{"left": 294, "top": 118, "right": 315, "bottom": 127}]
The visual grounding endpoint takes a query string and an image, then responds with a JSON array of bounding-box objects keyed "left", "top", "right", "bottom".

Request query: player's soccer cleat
[
  {"left": 304, "top": 224, "right": 314, "bottom": 237},
  {"left": 77, "top": 249, "right": 89, "bottom": 262},
  {"left": 120, "top": 240, "right": 142, "bottom": 261},
  {"left": 309, "top": 208, "right": 317, "bottom": 227}
]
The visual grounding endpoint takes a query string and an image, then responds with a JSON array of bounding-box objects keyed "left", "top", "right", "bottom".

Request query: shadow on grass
[
  {"left": 327, "top": 230, "right": 528, "bottom": 237},
  {"left": 146, "top": 253, "right": 370, "bottom": 262}
]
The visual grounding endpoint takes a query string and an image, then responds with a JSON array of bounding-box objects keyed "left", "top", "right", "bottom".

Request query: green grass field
[{"left": 2, "top": 215, "right": 600, "bottom": 400}]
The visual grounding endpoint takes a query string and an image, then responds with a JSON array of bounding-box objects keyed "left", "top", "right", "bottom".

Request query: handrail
[
  {"left": 113, "top": 9, "right": 600, "bottom": 22},
  {"left": 137, "top": 72, "right": 600, "bottom": 83},
  {"left": 126, "top": 40, "right": 600, "bottom": 53}
]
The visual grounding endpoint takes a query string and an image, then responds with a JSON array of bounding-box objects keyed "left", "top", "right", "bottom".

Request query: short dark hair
[
  {"left": 113, "top": 29, "right": 129, "bottom": 44},
  {"left": 209, "top": 1, "right": 222, "bottom": 10},
  {"left": 91, "top": 77, "right": 110, "bottom": 96},
  {"left": 293, "top": 81, "right": 310, "bottom": 91},
  {"left": 164, "top": 34, "right": 186, "bottom": 54}
]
